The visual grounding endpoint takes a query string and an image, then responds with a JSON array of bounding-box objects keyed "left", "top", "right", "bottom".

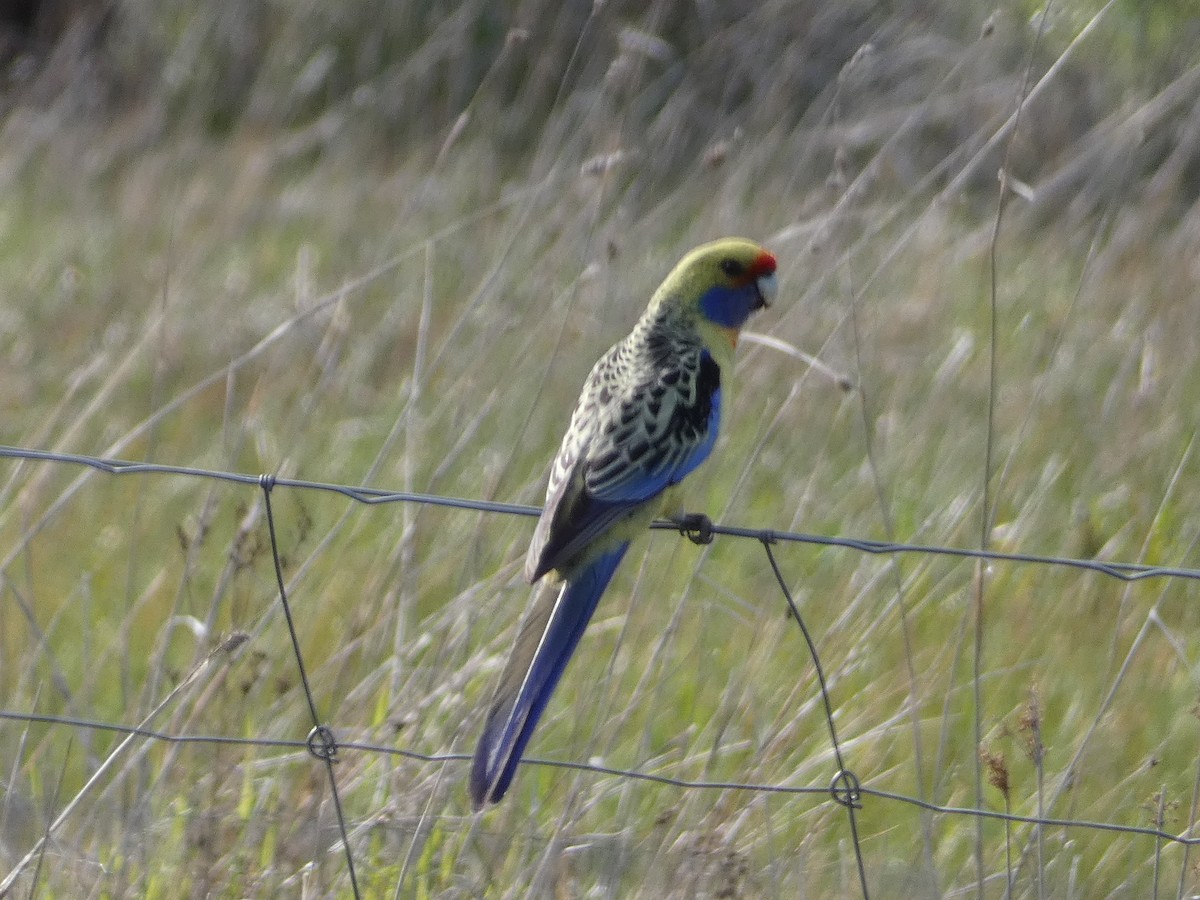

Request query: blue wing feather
[
  {"left": 529, "top": 383, "right": 721, "bottom": 580},
  {"left": 589, "top": 387, "right": 720, "bottom": 502}
]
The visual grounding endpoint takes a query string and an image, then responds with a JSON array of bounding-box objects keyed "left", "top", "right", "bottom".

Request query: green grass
[{"left": 3, "top": 1, "right": 1200, "bottom": 896}]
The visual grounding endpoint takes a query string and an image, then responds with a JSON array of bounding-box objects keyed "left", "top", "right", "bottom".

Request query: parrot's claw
[{"left": 676, "top": 513, "right": 714, "bottom": 546}]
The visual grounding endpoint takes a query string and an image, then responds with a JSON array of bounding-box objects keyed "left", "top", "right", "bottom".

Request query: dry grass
[{"left": 2, "top": 0, "right": 1200, "bottom": 896}]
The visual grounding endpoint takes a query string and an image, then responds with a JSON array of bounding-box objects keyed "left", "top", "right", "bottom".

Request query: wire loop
[
  {"left": 307, "top": 724, "right": 340, "bottom": 762},
  {"left": 831, "top": 769, "right": 864, "bottom": 810}
]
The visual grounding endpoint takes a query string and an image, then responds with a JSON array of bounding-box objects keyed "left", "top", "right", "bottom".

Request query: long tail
[{"left": 470, "top": 543, "right": 629, "bottom": 807}]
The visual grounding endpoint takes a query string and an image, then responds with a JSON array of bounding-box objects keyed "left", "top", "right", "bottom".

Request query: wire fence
[{"left": 2, "top": 444, "right": 1200, "bottom": 898}]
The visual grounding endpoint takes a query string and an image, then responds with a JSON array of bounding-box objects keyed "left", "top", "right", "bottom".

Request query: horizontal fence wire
[
  {"left": 4, "top": 445, "right": 1198, "bottom": 582},
  {"left": 0, "top": 706, "right": 1193, "bottom": 846},
  {"left": 2, "top": 442, "right": 1200, "bottom": 899}
]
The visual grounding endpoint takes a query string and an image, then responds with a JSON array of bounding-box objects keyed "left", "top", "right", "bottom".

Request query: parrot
[{"left": 470, "top": 237, "right": 779, "bottom": 807}]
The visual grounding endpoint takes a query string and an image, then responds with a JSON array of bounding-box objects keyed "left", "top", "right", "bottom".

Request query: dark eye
[{"left": 719, "top": 258, "right": 744, "bottom": 277}]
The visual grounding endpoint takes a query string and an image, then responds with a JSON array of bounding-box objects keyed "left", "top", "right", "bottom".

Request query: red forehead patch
[{"left": 750, "top": 250, "right": 777, "bottom": 276}]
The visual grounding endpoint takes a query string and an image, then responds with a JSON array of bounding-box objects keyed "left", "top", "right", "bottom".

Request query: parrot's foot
[{"left": 675, "top": 513, "right": 714, "bottom": 546}]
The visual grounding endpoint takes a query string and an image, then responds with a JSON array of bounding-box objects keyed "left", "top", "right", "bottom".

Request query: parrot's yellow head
[{"left": 650, "top": 237, "right": 778, "bottom": 368}]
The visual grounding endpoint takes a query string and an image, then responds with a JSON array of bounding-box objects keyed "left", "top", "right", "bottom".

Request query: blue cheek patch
[{"left": 699, "top": 284, "right": 756, "bottom": 328}]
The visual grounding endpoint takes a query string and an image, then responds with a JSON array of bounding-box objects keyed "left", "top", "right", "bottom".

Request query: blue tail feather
[{"left": 471, "top": 544, "right": 628, "bottom": 807}]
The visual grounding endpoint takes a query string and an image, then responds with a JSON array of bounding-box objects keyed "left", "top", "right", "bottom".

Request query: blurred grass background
[{"left": 2, "top": 0, "right": 1200, "bottom": 895}]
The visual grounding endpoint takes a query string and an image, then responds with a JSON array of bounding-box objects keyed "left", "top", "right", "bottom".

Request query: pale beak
[{"left": 755, "top": 271, "right": 778, "bottom": 309}]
